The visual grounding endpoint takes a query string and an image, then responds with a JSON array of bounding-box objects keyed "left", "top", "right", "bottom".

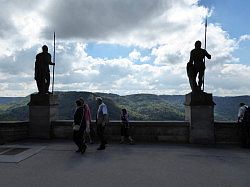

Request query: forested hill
[{"left": 0, "top": 91, "right": 250, "bottom": 121}]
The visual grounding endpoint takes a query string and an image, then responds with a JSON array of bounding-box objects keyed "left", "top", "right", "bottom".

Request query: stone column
[
  {"left": 184, "top": 92, "right": 215, "bottom": 144},
  {"left": 28, "top": 94, "right": 58, "bottom": 139}
]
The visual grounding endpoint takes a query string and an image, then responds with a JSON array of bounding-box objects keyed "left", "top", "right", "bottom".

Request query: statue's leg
[
  {"left": 41, "top": 76, "right": 46, "bottom": 94},
  {"left": 191, "top": 78, "right": 198, "bottom": 91},
  {"left": 45, "top": 72, "right": 50, "bottom": 93},
  {"left": 188, "top": 75, "right": 195, "bottom": 91},
  {"left": 36, "top": 79, "right": 42, "bottom": 94},
  {"left": 198, "top": 70, "right": 204, "bottom": 90},
  {"left": 192, "top": 69, "right": 198, "bottom": 91},
  {"left": 187, "top": 64, "right": 197, "bottom": 92}
]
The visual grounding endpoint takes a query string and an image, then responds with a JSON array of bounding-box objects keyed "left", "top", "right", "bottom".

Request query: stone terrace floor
[{"left": 0, "top": 140, "right": 250, "bottom": 187}]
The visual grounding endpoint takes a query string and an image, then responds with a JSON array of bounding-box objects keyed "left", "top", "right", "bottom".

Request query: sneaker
[
  {"left": 75, "top": 148, "right": 81, "bottom": 153},
  {"left": 119, "top": 140, "right": 125, "bottom": 144},
  {"left": 129, "top": 140, "right": 135, "bottom": 145},
  {"left": 81, "top": 144, "right": 87, "bottom": 154}
]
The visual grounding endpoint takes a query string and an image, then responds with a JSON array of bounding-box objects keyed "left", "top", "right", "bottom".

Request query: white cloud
[
  {"left": 129, "top": 49, "right": 141, "bottom": 61},
  {"left": 237, "top": 34, "right": 250, "bottom": 44},
  {"left": 129, "top": 49, "right": 151, "bottom": 62},
  {"left": 0, "top": 0, "right": 249, "bottom": 96},
  {"left": 203, "top": 63, "right": 250, "bottom": 95}
]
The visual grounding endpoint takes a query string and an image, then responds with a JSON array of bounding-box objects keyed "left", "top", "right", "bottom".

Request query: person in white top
[
  {"left": 96, "top": 97, "right": 108, "bottom": 150},
  {"left": 238, "top": 103, "right": 248, "bottom": 123}
]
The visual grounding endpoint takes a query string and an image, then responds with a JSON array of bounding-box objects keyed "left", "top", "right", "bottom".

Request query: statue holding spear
[
  {"left": 34, "top": 33, "right": 55, "bottom": 94},
  {"left": 187, "top": 17, "right": 211, "bottom": 92}
]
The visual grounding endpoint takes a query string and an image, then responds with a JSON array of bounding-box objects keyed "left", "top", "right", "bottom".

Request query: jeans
[{"left": 97, "top": 124, "right": 106, "bottom": 147}]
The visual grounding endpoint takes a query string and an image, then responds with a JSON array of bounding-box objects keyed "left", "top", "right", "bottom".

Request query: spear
[
  {"left": 52, "top": 31, "right": 55, "bottom": 93},
  {"left": 202, "top": 17, "right": 207, "bottom": 91}
]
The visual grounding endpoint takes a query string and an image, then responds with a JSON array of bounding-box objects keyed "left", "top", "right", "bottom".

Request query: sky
[{"left": 0, "top": 0, "right": 249, "bottom": 97}]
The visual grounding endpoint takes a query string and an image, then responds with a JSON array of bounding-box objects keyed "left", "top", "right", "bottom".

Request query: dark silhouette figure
[
  {"left": 34, "top": 45, "right": 55, "bottom": 94},
  {"left": 120, "top": 108, "right": 134, "bottom": 144},
  {"left": 73, "top": 100, "right": 87, "bottom": 154},
  {"left": 187, "top": 41, "right": 211, "bottom": 92},
  {"left": 237, "top": 103, "right": 250, "bottom": 147}
]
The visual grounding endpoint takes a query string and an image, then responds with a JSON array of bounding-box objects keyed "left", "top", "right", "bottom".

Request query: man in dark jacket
[
  {"left": 187, "top": 40, "right": 211, "bottom": 91},
  {"left": 35, "top": 45, "right": 55, "bottom": 94},
  {"left": 73, "top": 100, "right": 87, "bottom": 154}
]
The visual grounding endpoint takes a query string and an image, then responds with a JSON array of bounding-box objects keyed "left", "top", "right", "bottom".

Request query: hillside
[{"left": 0, "top": 92, "right": 249, "bottom": 121}]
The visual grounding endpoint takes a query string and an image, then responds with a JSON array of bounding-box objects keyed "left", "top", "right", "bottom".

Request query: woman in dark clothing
[
  {"left": 73, "top": 100, "right": 87, "bottom": 154},
  {"left": 120, "top": 108, "right": 134, "bottom": 144}
]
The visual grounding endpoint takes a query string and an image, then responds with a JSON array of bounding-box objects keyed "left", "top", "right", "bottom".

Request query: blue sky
[
  {"left": 201, "top": 0, "right": 250, "bottom": 37},
  {"left": 0, "top": 0, "right": 249, "bottom": 96},
  {"left": 200, "top": 0, "right": 250, "bottom": 66}
]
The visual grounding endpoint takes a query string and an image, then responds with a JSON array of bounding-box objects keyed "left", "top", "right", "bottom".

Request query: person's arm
[
  {"left": 49, "top": 54, "right": 55, "bottom": 65},
  {"left": 34, "top": 60, "right": 38, "bottom": 80},
  {"left": 238, "top": 107, "right": 244, "bottom": 122},
  {"left": 34, "top": 55, "right": 40, "bottom": 80},
  {"left": 204, "top": 50, "right": 211, "bottom": 59},
  {"left": 188, "top": 51, "right": 193, "bottom": 64},
  {"left": 74, "top": 108, "right": 82, "bottom": 125}
]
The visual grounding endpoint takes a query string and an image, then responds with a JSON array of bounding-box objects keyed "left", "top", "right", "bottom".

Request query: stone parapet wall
[
  {"left": 0, "top": 120, "right": 240, "bottom": 144},
  {"left": 0, "top": 121, "right": 29, "bottom": 143},
  {"left": 214, "top": 121, "right": 240, "bottom": 144},
  {"left": 51, "top": 120, "right": 190, "bottom": 143},
  {"left": 49, "top": 121, "right": 243, "bottom": 144}
]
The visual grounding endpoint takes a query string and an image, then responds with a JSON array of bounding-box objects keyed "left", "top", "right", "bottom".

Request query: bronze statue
[
  {"left": 187, "top": 40, "right": 211, "bottom": 92},
  {"left": 34, "top": 45, "right": 55, "bottom": 94}
]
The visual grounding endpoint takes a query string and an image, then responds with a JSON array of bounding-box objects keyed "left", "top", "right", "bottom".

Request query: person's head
[
  {"left": 239, "top": 102, "right": 246, "bottom": 107},
  {"left": 75, "top": 100, "right": 82, "bottom": 107},
  {"left": 195, "top": 40, "right": 202, "bottom": 49},
  {"left": 122, "top": 108, "right": 127, "bottom": 114},
  {"left": 79, "top": 97, "right": 84, "bottom": 106},
  {"left": 42, "top": 45, "right": 48, "bottom": 52},
  {"left": 96, "top": 97, "right": 103, "bottom": 105}
]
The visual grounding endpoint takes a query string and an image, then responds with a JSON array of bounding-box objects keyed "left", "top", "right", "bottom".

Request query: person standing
[
  {"left": 120, "top": 108, "right": 134, "bottom": 144},
  {"left": 96, "top": 97, "right": 108, "bottom": 150},
  {"left": 35, "top": 45, "right": 55, "bottom": 94},
  {"left": 73, "top": 100, "right": 87, "bottom": 154},
  {"left": 188, "top": 40, "right": 211, "bottom": 91},
  {"left": 79, "top": 97, "right": 93, "bottom": 144},
  {"left": 237, "top": 102, "right": 250, "bottom": 147}
]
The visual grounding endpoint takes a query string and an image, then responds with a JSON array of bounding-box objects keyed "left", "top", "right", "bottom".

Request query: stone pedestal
[
  {"left": 28, "top": 94, "right": 58, "bottom": 139},
  {"left": 184, "top": 92, "right": 215, "bottom": 144}
]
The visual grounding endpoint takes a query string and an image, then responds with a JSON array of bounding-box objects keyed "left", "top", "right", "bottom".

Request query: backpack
[{"left": 242, "top": 106, "right": 250, "bottom": 123}]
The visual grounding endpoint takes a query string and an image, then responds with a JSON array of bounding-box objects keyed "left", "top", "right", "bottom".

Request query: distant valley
[{"left": 1, "top": 91, "right": 250, "bottom": 122}]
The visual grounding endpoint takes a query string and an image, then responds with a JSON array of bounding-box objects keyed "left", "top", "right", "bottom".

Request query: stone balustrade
[
  {"left": 0, "top": 121, "right": 29, "bottom": 143},
  {"left": 0, "top": 120, "right": 240, "bottom": 144}
]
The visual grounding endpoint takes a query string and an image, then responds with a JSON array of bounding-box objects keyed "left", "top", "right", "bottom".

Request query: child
[{"left": 120, "top": 108, "right": 134, "bottom": 144}]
